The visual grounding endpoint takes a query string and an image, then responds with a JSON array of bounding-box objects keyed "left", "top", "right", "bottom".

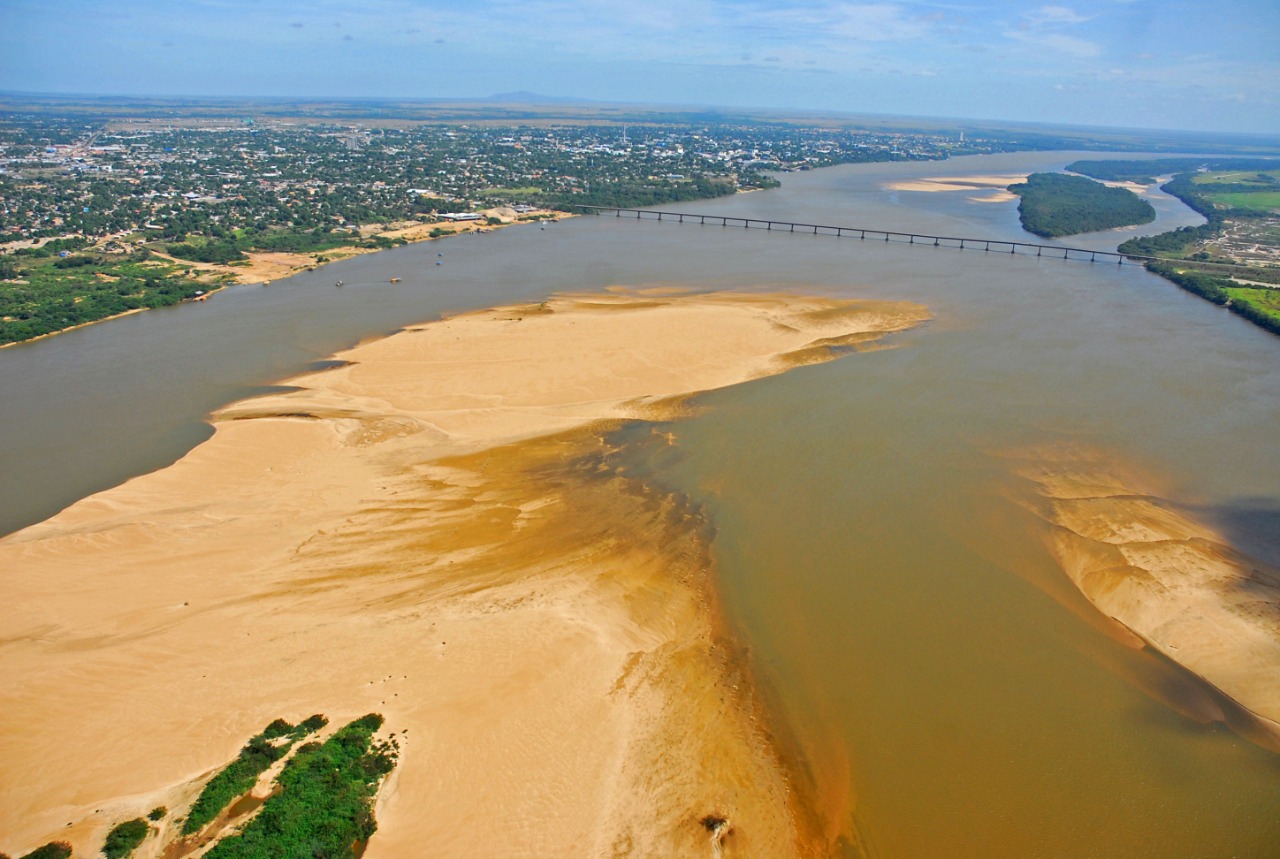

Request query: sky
[{"left": 2, "top": 0, "right": 1277, "bottom": 134}]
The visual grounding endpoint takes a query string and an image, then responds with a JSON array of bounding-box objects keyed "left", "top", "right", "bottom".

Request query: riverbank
[
  {"left": 0, "top": 208, "right": 568, "bottom": 349},
  {"left": 0, "top": 290, "right": 929, "bottom": 858},
  {"left": 160, "top": 207, "right": 569, "bottom": 287}
]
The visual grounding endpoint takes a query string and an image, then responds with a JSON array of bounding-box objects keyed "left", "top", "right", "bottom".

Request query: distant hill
[{"left": 484, "top": 91, "right": 596, "bottom": 105}]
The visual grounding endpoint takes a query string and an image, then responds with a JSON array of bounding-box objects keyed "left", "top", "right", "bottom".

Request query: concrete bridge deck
[{"left": 573, "top": 204, "right": 1249, "bottom": 271}]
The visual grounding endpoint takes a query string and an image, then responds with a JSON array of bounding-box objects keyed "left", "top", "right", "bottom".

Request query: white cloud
[
  {"left": 1028, "top": 6, "right": 1093, "bottom": 26},
  {"left": 748, "top": 2, "right": 935, "bottom": 44},
  {"left": 1004, "top": 29, "right": 1101, "bottom": 57}
]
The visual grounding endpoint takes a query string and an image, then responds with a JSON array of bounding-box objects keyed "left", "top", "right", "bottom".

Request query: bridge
[{"left": 572, "top": 205, "right": 1245, "bottom": 270}]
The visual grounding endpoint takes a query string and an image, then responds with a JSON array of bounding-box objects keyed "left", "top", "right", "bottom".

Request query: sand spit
[
  {"left": 882, "top": 174, "right": 1025, "bottom": 202},
  {"left": 0, "top": 291, "right": 928, "bottom": 858},
  {"left": 1010, "top": 446, "right": 1280, "bottom": 746}
]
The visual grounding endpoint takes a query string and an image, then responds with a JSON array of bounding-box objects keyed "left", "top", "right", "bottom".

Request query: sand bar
[
  {"left": 882, "top": 174, "right": 1027, "bottom": 201},
  {"left": 0, "top": 290, "right": 928, "bottom": 858},
  {"left": 1011, "top": 446, "right": 1280, "bottom": 746}
]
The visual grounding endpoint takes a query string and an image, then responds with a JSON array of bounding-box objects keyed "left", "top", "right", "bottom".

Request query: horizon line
[{"left": 3, "top": 88, "right": 1278, "bottom": 141}]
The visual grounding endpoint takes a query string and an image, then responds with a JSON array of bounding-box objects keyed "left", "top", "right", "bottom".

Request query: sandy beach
[
  {"left": 1011, "top": 446, "right": 1280, "bottom": 747},
  {"left": 0, "top": 290, "right": 928, "bottom": 858}
]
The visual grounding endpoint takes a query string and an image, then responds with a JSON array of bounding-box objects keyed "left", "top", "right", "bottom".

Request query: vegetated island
[
  {"left": 1007, "top": 172, "right": 1155, "bottom": 238},
  {"left": 1068, "top": 157, "right": 1280, "bottom": 335},
  {"left": 0, "top": 290, "right": 930, "bottom": 857}
]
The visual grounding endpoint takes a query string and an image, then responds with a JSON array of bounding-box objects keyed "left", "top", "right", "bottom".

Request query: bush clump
[
  {"left": 17, "top": 844, "right": 72, "bottom": 859},
  {"left": 102, "top": 819, "right": 149, "bottom": 859}
]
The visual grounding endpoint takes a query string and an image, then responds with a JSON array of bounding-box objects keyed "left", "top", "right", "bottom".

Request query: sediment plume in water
[
  {"left": 0, "top": 291, "right": 928, "bottom": 858},
  {"left": 1009, "top": 444, "right": 1280, "bottom": 748}
]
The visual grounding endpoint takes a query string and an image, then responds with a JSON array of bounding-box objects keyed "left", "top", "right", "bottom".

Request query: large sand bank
[
  {"left": 1011, "top": 446, "right": 1280, "bottom": 746},
  {"left": 882, "top": 174, "right": 1026, "bottom": 203},
  {"left": 0, "top": 291, "right": 928, "bottom": 858}
]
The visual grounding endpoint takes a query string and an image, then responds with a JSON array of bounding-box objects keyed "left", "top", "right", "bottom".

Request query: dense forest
[{"left": 1008, "top": 172, "right": 1155, "bottom": 238}]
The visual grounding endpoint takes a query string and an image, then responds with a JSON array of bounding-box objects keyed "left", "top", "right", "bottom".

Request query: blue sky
[{"left": 2, "top": 0, "right": 1277, "bottom": 133}]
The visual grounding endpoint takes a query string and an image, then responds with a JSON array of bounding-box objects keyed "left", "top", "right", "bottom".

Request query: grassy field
[
  {"left": 1203, "top": 191, "right": 1280, "bottom": 212},
  {"left": 479, "top": 186, "right": 544, "bottom": 197},
  {"left": 1227, "top": 284, "right": 1280, "bottom": 313},
  {"left": 1191, "top": 169, "right": 1280, "bottom": 184}
]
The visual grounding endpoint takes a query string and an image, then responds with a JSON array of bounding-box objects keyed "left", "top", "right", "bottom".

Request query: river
[{"left": 2, "top": 151, "right": 1278, "bottom": 856}]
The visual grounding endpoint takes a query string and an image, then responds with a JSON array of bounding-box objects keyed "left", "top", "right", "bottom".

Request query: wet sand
[
  {"left": 0, "top": 291, "right": 927, "bottom": 858},
  {"left": 1011, "top": 445, "right": 1280, "bottom": 746}
]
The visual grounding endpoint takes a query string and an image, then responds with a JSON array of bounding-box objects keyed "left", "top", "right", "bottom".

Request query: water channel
[{"left": 2, "top": 151, "right": 1277, "bottom": 856}]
